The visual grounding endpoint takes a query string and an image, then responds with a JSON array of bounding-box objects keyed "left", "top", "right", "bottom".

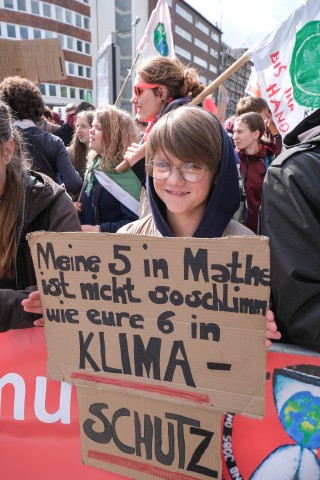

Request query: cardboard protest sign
[
  {"left": 78, "top": 387, "right": 222, "bottom": 479},
  {"left": 28, "top": 232, "right": 269, "bottom": 418},
  {"left": 0, "top": 38, "right": 66, "bottom": 82}
]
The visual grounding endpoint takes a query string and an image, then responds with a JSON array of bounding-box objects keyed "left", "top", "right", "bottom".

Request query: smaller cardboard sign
[
  {"left": 28, "top": 232, "right": 269, "bottom": 418},
  {"left": 78, "top": 387, "right": 222, "bottom": 480},
  {"left": 0, "top": 38, "right": 66, "bottom": 82}
]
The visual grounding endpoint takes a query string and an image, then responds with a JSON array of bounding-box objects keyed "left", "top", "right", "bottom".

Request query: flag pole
[
  {"left": 189, "top": 50, "right": 252, "bottom": 106},
  {"left": 114, "top": 48, "right": 142, "bottom": 107}
]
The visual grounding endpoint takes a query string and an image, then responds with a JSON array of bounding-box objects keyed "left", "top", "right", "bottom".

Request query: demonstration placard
[
  {"left": 78, "top": 387, "right": 222, "bottom": 479},
  {"left": 28, "top": 232, "right": 269, "bottom": 417},
  {"left": 0, "top": 38, "right": 66, "bottom": 82}
]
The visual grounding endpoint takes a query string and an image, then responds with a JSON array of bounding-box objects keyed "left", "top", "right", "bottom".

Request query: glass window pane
[
  {"left": 31, "top": 0, "right": 39, "bottom": 14},
  {"left": 43, "top": 3, "right": 51, "bottom": 17},
  {"left": 20, "top": 27, "right": 29, "bottom": 39},
  {"left": 55, "top": 6, "right": 63, "bottom": 21},
  {"left": 39, "top": 84, "right": 46, "bottom": 95},
  {"left": 75, "top": 14, "right": 82, "bottom": 28},
  {"left": 70, "top": 88, "right": 76, "bottom": 99},
  {"left": 33, "top": 29, "right": 41, "bottom": 39},
  {"left": 7, "top": 25, "right": 16, "bottom": 38},
  {"left": 4, "top": 0, "right": 14, "bottom": 9},
  {"left": 61, "top": 86, "right": 68, "bottom": 98},
  {"left": 49, "top": 85, "right": 57, "bottom": 96},
  {"left": 17, "top": 0, "right": 27, "bottom": 11},
  {"left": 65, "top": 10, "right": 72, "bottom": 23}
]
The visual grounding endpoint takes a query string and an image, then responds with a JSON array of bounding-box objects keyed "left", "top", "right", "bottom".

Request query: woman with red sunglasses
[
  {"left": 126, "top": 55, "right": 205, "bottom": 151},
  {"left": 121, "top": 56, "right": 206, "bottom": 216}
]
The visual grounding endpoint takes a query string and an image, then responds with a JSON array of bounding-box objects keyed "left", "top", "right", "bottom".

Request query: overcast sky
[{"left": 184, "top": 0, "right": 305, "bottom": 48}]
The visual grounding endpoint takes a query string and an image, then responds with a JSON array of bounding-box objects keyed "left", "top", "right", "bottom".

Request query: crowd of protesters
[{"left": 0, "top": 56, "right": 318, "bottom": 354}]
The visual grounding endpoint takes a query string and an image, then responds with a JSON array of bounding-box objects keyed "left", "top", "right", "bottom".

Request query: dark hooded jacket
[
  {"left": 0, "top": 171, "right": 82, "bottom": 331},
  {"left": 260, "top": 108, "right": 320, "bottom": 351},
  {"left": 118, "top": 118, "right": 253, "bottom": 239}
]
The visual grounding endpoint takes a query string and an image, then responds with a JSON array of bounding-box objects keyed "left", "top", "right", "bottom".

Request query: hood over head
[
  {"left": 146, "top": 109, "right": 240, "bottom": 238},
  {"left": 284, "top": 108, "right": 320, "bottom": 148}
]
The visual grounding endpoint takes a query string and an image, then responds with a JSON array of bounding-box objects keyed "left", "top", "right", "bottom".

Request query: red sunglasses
[{"left": 134, "top": 83, "right": 161, "bottom": 97}]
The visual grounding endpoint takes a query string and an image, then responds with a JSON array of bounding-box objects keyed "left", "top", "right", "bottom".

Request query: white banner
[{"left": 248, "top": 0, "right": 320, "bottom": 135}]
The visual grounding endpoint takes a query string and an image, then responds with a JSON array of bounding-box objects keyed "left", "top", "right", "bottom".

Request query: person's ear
[
  {"left": 158, "top": 85, "right": 169, "bottom": 103},
  {"left": 2, "top": 138, "right": 14, "bottom": 165},
  {"left": 253, "top": 129, "right": 261, "bottom": 141}
]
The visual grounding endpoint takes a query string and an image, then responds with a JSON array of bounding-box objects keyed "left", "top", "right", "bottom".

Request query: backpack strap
[{"left": 272, "top": 136, "right": 320, "bottom": 167}]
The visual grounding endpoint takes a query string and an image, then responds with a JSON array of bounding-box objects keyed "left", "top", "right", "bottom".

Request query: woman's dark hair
[{"left": 0, "top": 76, "right": 44, "bottom": 121}]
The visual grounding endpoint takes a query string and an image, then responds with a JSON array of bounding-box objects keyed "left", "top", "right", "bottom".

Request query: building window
[
  {"left": 176, "top": 5, "right": 192, "bottom": 23},
  {"left": 68, "top": 63, "right": 75, "bottom": 75},
  {"left": 210, "top": 48, "right": 218, "bottom": 58},
  {"left": 45, "top": 30, "right": 53, "bottom": 38},
  {"left": 199, "top": 75, "right": 207, "bottom": 84},
  {"left": 4, "top": 0, "right": 14, "bottom": 8},
  {"left": 17, "top": 0, "right": 27, "bottom": 11},
  {"left": 7, "top": 24, "right": 16, "bottom": 38},
  {"left": 31, "top": 0, "right": 39, "bottom": 14},
  {"left": 195, "top": 20, "right": 209, "bottom": 35},
  {"left": 194, "top": 55, "right": 208, "bottom": 68},
  {"left": 175, "top": 25, "right": 192, "bottom": 42},
  {"left": 49, "top": 85, "right": 57, "bottom": 96},
  {"left": 79, "top": 89, "right": 85, "bottom": 100},
  {"left": 77, "top": 40, "right": 83, "bottom": 52},
  {"left": 86, "top": 67, "right": 91, "bottom": 78},
  {"left": 33, "top": 28, "right": 41, "bottom": 39},
  {"left": 43, "top": 3, "right": 51, "bottom": 18},
  {"left": 75, "top": 14, "right": 82, "bottom": 28},
  {"left": 195, "top": 37, "right": 208, "bottom": 52},
  {"left": 57, "top": 34, "right": 64, "bottom": 46},
  {"left": 61, "top": 86, "right": 68, "bottom": 98},
  {"left": 70, "top": 88, "right": 76, "bottom": 99},
  {"left": 39, "top": 84, "right": 46, "bottom": 95},
  {"left": 20, "top": 26, "right": 29, "bottom": 39},
  {"left": 211, "top": 32, "right": 219, "bottom": 42},
  {"left": 85, "top": 43, "right": 91, "bottom": 54},
  {"left": 84, "top": 17, "right": 90, "bottom": 30},
  {"left": 78, "top": 65, "right": 84, "bottom": 76},
  {"left": 67, "top": 37, "right": 73, "bottom": 49},
  {"left": 175, "top": 45, "right": 191, "bottom": 61},
  {"left": 55, "top": 6, "right": 63, "bottom": 21},
  {"left": 65, "top": 10, "right": 72, "bottom": 24},
  {"left": 209, "top": 64, "right": 217, "bottom": 74}
]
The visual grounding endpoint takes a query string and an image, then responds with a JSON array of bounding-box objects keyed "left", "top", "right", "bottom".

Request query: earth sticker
[
  {"left": 290, "top": 21, "right": 320, "bottom": 108},
  {"left": 153, "top": 22, "right": 169, "bottom": 56}
]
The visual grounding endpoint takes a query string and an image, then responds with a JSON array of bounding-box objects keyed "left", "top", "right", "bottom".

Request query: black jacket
[
  {"left": 19, "top": 126, "right": 82, "bottom": 195},
  {"left": 0, "top": 171, "right": 82, "bottom": 332},
  {"left": 260, "top": 108, "right": 320, "bottom": 351}
]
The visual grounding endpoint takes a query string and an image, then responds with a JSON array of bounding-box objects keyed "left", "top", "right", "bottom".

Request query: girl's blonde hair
[
  {"left": 0, "top": 100, "right": 30, "bottom": 278},
  {"left": 88, "top": 104, "right": 138, "bottom": 171}
]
